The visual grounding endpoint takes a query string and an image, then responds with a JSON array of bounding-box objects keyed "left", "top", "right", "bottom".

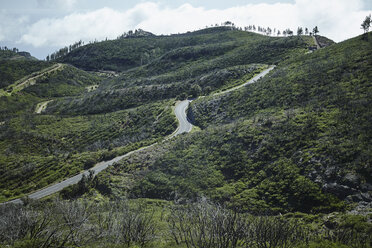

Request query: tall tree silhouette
[
  {"left": 313, "top": 26, "right": 319, "bottom": 35},
  {"left": 361, "top": 14, "right": 371, "bottom": 33},
  {"left": 297, "top": 27, "right": 303, "bottom": 36}
]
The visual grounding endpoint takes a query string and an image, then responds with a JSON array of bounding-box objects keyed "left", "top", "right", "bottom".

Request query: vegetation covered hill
[
  {"left": 187, "top": 33, "right": 372, "bottom": 209},
  {"left": 0, "top": 49, "right": 36, "bottom": 60},
  {"left": 2, "top": 28, "right": 303, "bottom": 200},
  {"left": 90, "top": 32, "right": 372, "bottom": 215},
  {"left": 59, "top": 27, "right": 312, "bottom": 72},
  {"left": 1, "top": 27, "right": 371, "bottom": 248},
  {"left": 49, "top": 28, "right": 312, "bottom": 115},
  {"left": 0, "top": 49, "right": 52, "bottom": 89},
  {"left": 0, "top": 54, "right": 176, "bottom": 201}
]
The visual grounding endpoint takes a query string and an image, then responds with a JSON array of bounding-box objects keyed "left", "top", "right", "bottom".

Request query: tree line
[
  {"left": 244, "top": 25, "right": 319, "bottom": 37},
  {"left": 203, "top": 21, "right": 320, "bottom": 37},
  {"left": 116, "top": 28, "right": 154, "bottom": 39},
  {"left": 46, "top": 40, "right": 83, "bottom": 61},
  {"left": 0, "top": 47, "right": 19, "bottom": 53}
]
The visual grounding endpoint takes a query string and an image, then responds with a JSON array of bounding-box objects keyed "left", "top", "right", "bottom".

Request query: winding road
[
  {"left": 4, "top": 100, "right": 193, "bottom": 204},
  {"left": 172, "top": 100, "right": 193, "bottom": 136},
  {"left": 213, "top": 65, "right": 275, "bottom": 96},
  {"left": 35, "top": 100, "right": 52, "bottom": 114},
  {"left": 3, "top": 66, "right": 275, "bottom": 204}
]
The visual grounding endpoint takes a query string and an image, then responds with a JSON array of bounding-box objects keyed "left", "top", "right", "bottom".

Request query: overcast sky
[{"left": 1, "top": 0, "right": 371, "bottom": 59}]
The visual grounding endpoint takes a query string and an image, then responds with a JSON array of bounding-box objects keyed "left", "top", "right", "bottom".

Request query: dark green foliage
[
  {"left": 0, "top": 93, "right": 41, "bottom": 120},
  {"left": 190, "top": 33, "right": 372, "bottom": 130},
  {"left": 186, "top": 32, "right": 372, "bottom": 207},
  {"left": 129, "top": 116, "right": 344, "bottom": 213},
  {"left": 57, "top": 27, "right": 240, "bottom": 71},
  {"left": 60, "top": 170, "right": 96, "bottom": 199},
  {"left": 0, "top": 49, "right": 18, "bottom": 59},
  {"left": 59, "top": 27, "right": 310, "bottom": 72},
  {"left": 0, "top": 101, "right": 176, "bottom": 201},
  {"left": 0, "top": 49, "right": 35, "bottom": 60},
  {"left": 0, "top": 60, "right": 53, "bottom": 89},
  {"left": 100, "top": 33, "right": 372, "bottom": 214},
  {"left": 2, "top": 27, "right": 371, "bottom": 221},
  {"left": 24, "top": 65, "right": 101, "bottom": 97},
  {"left": 45, "top": 64, "right": 262, "bottom": 115},
  {"left": 46, "top": 27, "right": 310, "bottom": 117}
]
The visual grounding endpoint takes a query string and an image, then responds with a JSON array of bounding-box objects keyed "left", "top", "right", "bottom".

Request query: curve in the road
[
  {"left": 3, "top": 100, "right": 191, "bottom": 204},
  {"left": 35, "top": 100, "right": 53, "bottom": 114},
  {"left": 172, "top": 100, "right": 193, "bottom": 137},
  {"left": 213, "top": 65, "right": 275, "bottom": 96},
  {"left": 3, "top": 65, "right": 275, "bottom": 204}
]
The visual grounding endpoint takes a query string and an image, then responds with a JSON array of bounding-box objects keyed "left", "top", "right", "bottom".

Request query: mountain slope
[
  {"left": 0, "top": 56, "right": 176, "bottom": 202},
  {"left": 185, "top": 32, "right": 371, "bottom": 209},
  {"left": 1, "top": 27, "right": 365, "bottom": 212},
  {"left": 97, "top": 32, "right": 372, "bottom": 213},
  {"left": 1, "top": 28, "right": 371, "bottom": 248},
  {"left": 0, "top": 53, "right": 53, "bottom": 90},
  {"left": 48, "top": 28, "right": 313, "bottom": 115},
  {"left": 59, "top": 27, "right": 313, "bottom": 73}
]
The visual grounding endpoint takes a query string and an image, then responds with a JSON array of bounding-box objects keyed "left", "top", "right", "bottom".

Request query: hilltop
[
  {"left": 48, "top": 28, "right": 314, "bottom": 116},
  {"left": 58, "top": 26, "right": 313, "bottom": 72}
]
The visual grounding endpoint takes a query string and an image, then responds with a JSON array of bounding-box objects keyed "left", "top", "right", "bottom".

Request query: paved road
[
  {"left": 35, "top": 100, "right": 53, "bottom": 114},
  {"left": 313, "top": 36, "right": 321, "bottom": 49},
  {"left": 213, "top": 66, "right": 276, "bottom": 96},
  {"left": 3, "top": 100, "right": 191, "bottom": 204},
  {"left": 172, "top": 100, "right": 193, "bottom": 136},
  {"left": 3, "top": 66, "right": 275, "bottom": 204}
]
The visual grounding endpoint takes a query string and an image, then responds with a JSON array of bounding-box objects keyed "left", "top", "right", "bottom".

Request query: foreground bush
[
  {"left": 0, "top": 198, "right": 370, "bottom": 247},
  {"left": 167, "top": 198, "right": 311, "bottom": 248},
  {"left": 0, "top": 199, "right": 155, "bottom": 247}
]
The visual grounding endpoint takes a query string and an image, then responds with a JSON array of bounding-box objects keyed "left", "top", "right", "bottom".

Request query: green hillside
[
  {"left": 60, "top": 27, "right": 313, "bottom": 74},
  {"left": 0, "top": 49, "right": 37, "bottom": 60},
  {"left": 49, "top": 28, "right": 312, "bottom": 115},
  {"left": 0, "top": 57, "right": 176, "bottom": 201},
  {"left": 0, "top": 27, "right": 371, "bottom": 248},
  {"left": 1, "top": 28, "right": 367, "bottom": 206},
  {"left": 93, "top": 32, "right": 372, "bottom": 214},
  {"left": 23, "top": 64, "right": 102, "bottom": 98},
  {"left": 0, "top": 59, "right": 53, "bottom": 90}
]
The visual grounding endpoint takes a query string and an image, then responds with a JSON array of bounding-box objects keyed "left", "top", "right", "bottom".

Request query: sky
[{"left": 1, "top": 0, "right": 371, "bottom": 59}]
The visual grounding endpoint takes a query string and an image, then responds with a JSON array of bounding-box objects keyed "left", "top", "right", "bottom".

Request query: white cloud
[
  {"left": 293, "top": 0, "right": 369, "bottom": 41},
  {"left": 0, "top": 10, "right": 29, "bottom": 43},
  {"left": 37, "top": 0, "right": 77, "bottom": 10},
  {"left": 18, "top": 0, "right": 371, "bottom": 48},
  {"left": 20, "top": 7, "right": 128, "bottom": 47}
]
